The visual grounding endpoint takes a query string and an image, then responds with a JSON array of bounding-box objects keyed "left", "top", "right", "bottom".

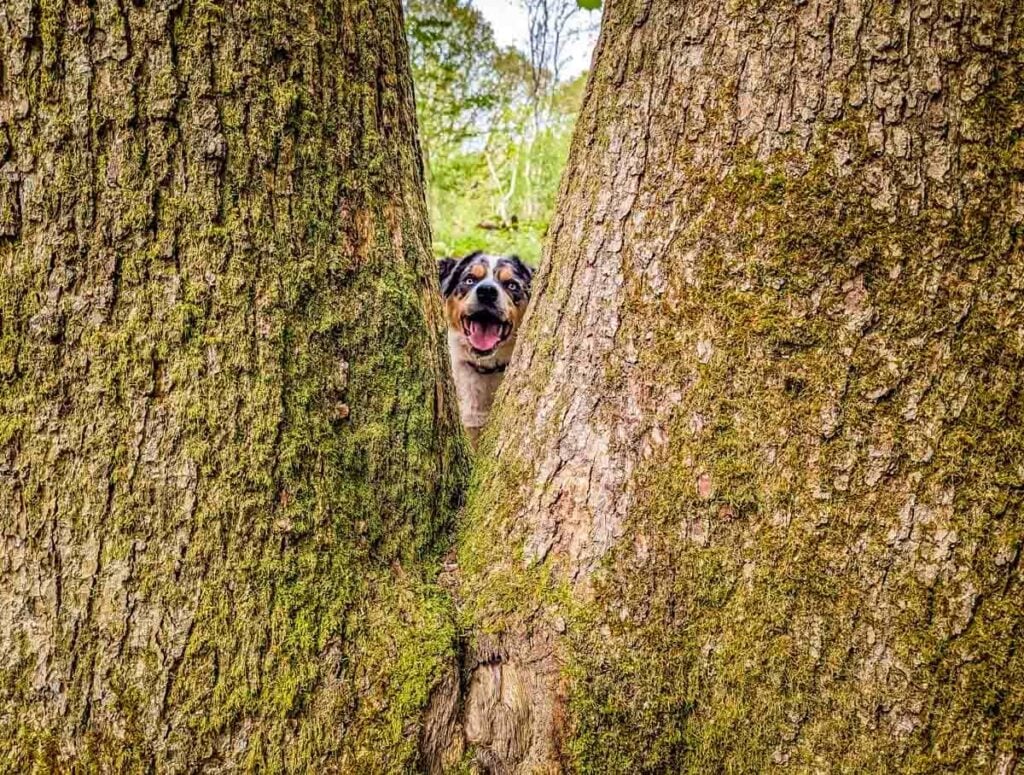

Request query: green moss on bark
[
  {"left": 566, "top": 124, "right": 1024, "bottom": 773},
  {"left": 0, "top": 0, "right": 468, "bottom": 771},
  {"left": 457, "top": 0, "right": 1024, "bottom": 771}
]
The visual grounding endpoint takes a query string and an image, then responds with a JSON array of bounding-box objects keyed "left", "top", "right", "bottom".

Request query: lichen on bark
[{"left": 0, "top": 0, "right": 468, "bottom": 771}]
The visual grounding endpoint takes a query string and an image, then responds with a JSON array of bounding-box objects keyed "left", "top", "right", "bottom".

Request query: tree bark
[
  {"left": 0, "top": 0, "right": 466, "bottom": 770},
  {"left": 458, "top": 0, "right": 1024, "bottom": 771}
]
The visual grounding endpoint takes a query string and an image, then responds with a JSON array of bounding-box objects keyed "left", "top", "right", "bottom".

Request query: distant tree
[
  {"left": 522, "top": 0, "right": 590, "bottom": 114},
  {"left": 406, "top": 0, "right": 504, "bottom": 163}
]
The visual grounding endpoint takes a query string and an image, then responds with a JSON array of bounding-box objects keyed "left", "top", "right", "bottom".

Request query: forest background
[{"left": 406, "top": 0, "right": 600, "bottom": 265}]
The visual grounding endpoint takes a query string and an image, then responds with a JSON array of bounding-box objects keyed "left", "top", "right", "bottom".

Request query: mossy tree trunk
[
  {"left": 0, "top": 0, "right": 466, "bottom": 770},
  {"left": 457, "top": 0, "right": 1024, "bottom": 771}
]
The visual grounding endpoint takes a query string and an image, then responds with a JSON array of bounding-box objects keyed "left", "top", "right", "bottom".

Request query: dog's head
[{"left": 439, "top": 252, "right": 533, "bottom": 365}]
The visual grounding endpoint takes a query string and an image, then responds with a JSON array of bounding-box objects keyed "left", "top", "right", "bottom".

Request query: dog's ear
[
  {"left": 437, "top": 257, "right": 457, "bottom": 294},
  {"left": 509, "top": 255, "right": 534, "bottom": 290}
]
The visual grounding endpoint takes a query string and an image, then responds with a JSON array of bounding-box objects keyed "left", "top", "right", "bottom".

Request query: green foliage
[
  {"left": 407, "top": 0, "right": 587, "bottom": 264},
  {"left": 406, "top": 0, "right": 503, "bottom": 149}
]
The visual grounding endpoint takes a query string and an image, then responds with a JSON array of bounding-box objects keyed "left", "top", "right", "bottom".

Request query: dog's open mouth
[{"left": 462, "top": 311, "right": 511, "bottom": 355}]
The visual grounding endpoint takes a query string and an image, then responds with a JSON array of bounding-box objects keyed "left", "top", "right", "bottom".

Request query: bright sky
[{"left": 471, "top": 0, "right": 601, "bottom": 79}]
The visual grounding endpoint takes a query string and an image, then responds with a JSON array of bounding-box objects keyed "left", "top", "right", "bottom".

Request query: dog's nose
[{"left": 475, "top": 283, "right": 499, "bottom": 304}]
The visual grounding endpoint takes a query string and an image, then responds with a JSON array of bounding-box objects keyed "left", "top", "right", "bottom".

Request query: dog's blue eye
[
  {"left": 463, "top": 276, "right": 476, "bottom": 286},
  {"left": 506, "top": 281, "right": 519, "bottom": 292}
]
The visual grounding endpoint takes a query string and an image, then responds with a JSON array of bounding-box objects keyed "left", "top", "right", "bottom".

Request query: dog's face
[{"left": 439, "top": 252, "right": 533, "bottom": 363}]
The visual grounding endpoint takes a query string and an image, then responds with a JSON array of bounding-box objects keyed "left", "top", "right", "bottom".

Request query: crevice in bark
[{"left": 421, "top": 633, "right": 536, "bottom": 775}]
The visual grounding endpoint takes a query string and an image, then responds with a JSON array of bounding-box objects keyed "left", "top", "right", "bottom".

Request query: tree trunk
[
  {"left": 0, "top": 0, "right": 466, "bottom": 771},
  {"left": 458, "top": 0, "right": 1024, "bottom": 771}
]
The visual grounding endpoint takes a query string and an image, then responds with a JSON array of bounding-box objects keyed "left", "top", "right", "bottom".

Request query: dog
[{"left": 438, "top": 252, "right": 533, "bottom": 446}]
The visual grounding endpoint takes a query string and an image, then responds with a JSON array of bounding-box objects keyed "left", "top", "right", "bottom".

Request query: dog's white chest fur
[{"left": 448, "top": 330, "right": 511, "bottom": 431}]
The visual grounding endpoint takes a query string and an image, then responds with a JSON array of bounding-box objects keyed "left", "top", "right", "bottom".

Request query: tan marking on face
[
  {"left": 469, "top": 263, "right": 487, "bottom": 280},
  {"left": 506, "top": 297, "right": 527, "bottom": 329},
  {"left": 445, "top": 295, "right": 467, "bottom": 330},
  {"left": 496, "top": 266, "right": 514, "bottom": 283}
]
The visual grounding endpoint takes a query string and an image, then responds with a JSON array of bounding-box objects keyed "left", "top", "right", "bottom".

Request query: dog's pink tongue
[{"left": 468, "top": 320, "right": 502, "bottom": 352}]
